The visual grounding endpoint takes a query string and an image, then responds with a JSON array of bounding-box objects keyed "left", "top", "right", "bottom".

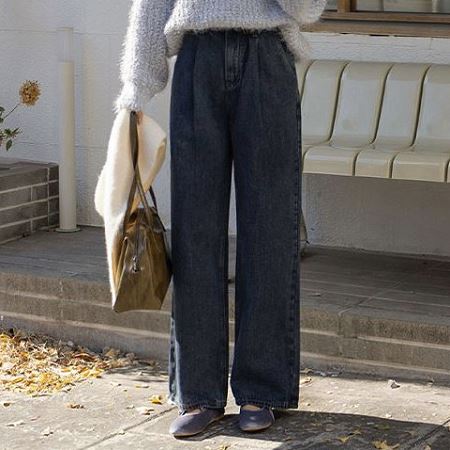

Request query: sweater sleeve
[
  {"left": 113, "top": 0, "right": 172, "bottom": 114},
  {"left": 276, "top": 0, "right": 327, "bottom": 25}
]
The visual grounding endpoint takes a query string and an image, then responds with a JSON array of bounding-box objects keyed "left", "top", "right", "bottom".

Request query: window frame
[{"left": 307, "top": 0, "right": 450, "bottom": 38}]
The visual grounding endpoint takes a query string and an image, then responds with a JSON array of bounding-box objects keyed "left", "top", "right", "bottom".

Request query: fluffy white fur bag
[{"left": 94, "top": 109, "right": 167, "bottom": 301}]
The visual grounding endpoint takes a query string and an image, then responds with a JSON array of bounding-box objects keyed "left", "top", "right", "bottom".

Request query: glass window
[
  {"left": 355, "top": 0, "right": 450, "bottom": 13},
  {"left": 319, "top": 1, "right": 450, "bottom": 38}
]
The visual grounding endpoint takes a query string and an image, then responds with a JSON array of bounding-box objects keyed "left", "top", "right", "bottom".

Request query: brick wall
[{"left": 0, "top": 159, "right": 59, "bottom": 244}]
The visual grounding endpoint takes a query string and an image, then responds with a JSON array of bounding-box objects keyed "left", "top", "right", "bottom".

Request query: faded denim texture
[{"left": 168, "top": 28, "right": 301, "bottom": 411}]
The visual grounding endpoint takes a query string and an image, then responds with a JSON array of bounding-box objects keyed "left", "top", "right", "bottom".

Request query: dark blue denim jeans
[{"left": 168, "top": 28, "right": 301, "bottom": 411}]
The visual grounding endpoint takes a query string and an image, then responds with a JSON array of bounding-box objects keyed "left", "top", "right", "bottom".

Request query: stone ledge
[{"left": 2, "top": 227, "right": 450, "bottom": 381}]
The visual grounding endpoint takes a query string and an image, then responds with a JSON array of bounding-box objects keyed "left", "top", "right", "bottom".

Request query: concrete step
[
  {"left": 3, "top": 266, "right": 450, "bottom": 383},
  {"left": 2, "top": 227, "right": 450, "bottom": 382}
]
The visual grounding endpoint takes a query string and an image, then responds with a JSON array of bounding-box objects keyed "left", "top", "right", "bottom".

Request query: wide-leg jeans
[{"left": 168, "top": 28, "right": 301, "bottom": 411}]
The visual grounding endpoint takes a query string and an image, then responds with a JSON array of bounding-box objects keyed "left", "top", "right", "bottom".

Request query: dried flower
[
  {"left": 19, "top": 80, "right": 41, "bottom": 106},
  {"left": 0, "top": 80, "right": 40, "bottom": 152}
]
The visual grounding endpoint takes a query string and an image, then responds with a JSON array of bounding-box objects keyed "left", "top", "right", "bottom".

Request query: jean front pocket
[{"left": 278, "top": 38, "right": 297, "bottom": 78}]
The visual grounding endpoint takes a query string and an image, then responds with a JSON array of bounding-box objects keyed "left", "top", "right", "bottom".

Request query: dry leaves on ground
[
  {"left": 0, "top": 328, "right": 138, "bottom": 396},
  {"left": 149, "top": 394, "right": 164, "bottom": 404},
  {"left": 66, "top": 402, "right": 84, "bottom": 409},
  {"left": 372, "top": 440, "right": 400, "bottom": 450},
  {"left": 338, "top": 429, "right": 362, "bottom": 443}
]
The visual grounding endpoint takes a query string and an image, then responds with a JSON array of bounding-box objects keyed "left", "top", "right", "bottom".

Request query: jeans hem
[
  {"left": 235, "top": 398, "right": 299, "bottom": 409},
  {"left": 167, "top": 396, "right": 227, "bottom": 412}
]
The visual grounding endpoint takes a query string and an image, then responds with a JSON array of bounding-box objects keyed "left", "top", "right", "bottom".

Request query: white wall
[
  {"left": 2, "top": 2, "right": 450, "bottom": 256},
  {"left": 0, "top": 0, "right": 137, "bottom": 226}
]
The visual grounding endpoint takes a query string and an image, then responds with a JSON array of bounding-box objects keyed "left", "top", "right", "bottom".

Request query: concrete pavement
[{"left": 2, "top": 362, "right": 450, "bottom": 450}]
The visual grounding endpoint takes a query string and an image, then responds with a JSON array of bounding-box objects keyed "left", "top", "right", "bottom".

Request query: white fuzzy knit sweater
[{"left": 114, "top": 0, "right": 327, "bottom": 113}]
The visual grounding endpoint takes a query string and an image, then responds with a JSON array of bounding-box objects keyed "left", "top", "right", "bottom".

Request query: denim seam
[
  {"left": 287, "top": 89, "right": 301, "bottom": 406},
  {"left": 287, "top": 171, "right": 297, "bottom": 403},
  {"left": 224, "top": 30, "right": 242, "bottom": 91},
  {"left": 278, "top": 36, "right": 297, "bottom": 81},
  {"left": 294, "top": 91, "right": 302, "bottom": 402},
  {"left": 234, "top": 34, "right": 242, "bottom": 87},
  {"left": 294, "top": 92, "right": 302, "bottom": 404},
  {"left": 168, "top": 303, "right": 177, "bottom": 403},
  {"left": 224, "top": 31, "right": 229, "bottom": 89},
  {"left": 220, "top": 178, "right": 230, "bottom": 403}
]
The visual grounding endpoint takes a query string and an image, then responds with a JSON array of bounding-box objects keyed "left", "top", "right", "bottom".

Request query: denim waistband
[{"left": 185, "top": 27, "right": 281, "bottom": 37}]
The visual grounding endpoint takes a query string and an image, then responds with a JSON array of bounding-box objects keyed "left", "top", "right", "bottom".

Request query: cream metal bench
[
  {"left": 297, "top": 60, "right": 450, "bottom": 247},
  {"left": 300, "top": 60, "right": 450, "bottom": 181}
]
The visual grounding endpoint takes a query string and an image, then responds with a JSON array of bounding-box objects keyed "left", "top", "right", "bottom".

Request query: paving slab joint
[
  {"left": 79, "top": 405, "right": 178, "bottom": 450},
  {"left": 337, "top": 275, "right": 412, "bottom": 339}
]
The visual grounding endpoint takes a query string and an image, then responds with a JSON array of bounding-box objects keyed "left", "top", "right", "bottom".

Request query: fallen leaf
[
  {"left": 1, "top": 362, "right": 14, "bottom": 370},
  {"left": 372, "top": 440, "right": 400, "bottom": 450},
  {"left": 66, "top": 402, "right": 84, "bottom": 409},
  {"left": 136, "top": 406, "right": 154, "bottom": 415},
  {"left": 138, "top": 359, "right": 158, "bottom": 366},
  {"left": 404, "top": 430, "right": 417, "bottom": 437},
  {"left": 72, "top": 352, "right": 97, "bottom": 362},
  {"left": 149, "top": 394, "right": 163, "bottom": 405},
  {"left": 338, "top": 430, "right": 362, "bottom": 443},
  {"left": 300, "top": 376, "right": 312, "bottom": 385},
  {"left": 6, "top": 420, "right": 25, "bottom": 427},
  {"left": 104, "top": 348, "right": 120, "bottom": 359},
  {"left": 1, "top": 401, "right": 14, "bottom": 407}
]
